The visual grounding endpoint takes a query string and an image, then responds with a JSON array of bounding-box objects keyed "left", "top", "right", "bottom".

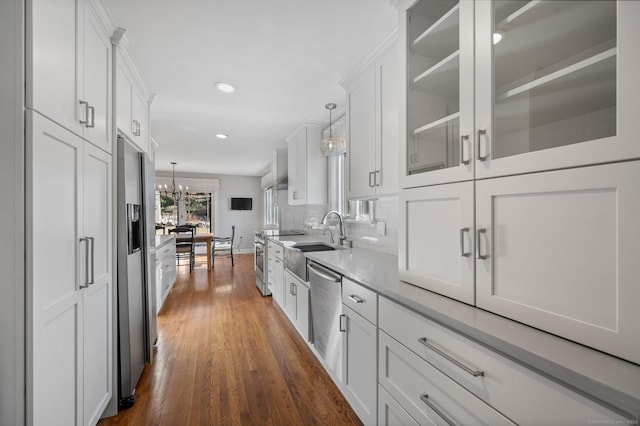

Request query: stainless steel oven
[{"left": 254, "top": 232, "right": 269, "bottom": 295}]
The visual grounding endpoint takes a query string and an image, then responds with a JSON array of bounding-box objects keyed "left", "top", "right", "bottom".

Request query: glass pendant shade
[{"left": 321, "top": 103, "right": 346, "bottom": 156}]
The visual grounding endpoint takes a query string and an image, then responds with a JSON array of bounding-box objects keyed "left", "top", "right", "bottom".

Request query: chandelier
[{"left": 159, "top": 162, "right": 188, "bottom": 201}]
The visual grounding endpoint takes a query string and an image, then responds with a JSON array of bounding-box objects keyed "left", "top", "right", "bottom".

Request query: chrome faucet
[{"left": 321, "top": 210, "right": 348, "bottom": 246}]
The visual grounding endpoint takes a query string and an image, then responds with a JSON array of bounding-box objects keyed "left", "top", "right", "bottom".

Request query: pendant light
[{"left": 320, "top": 103, "right": 345, "bottom": 156}]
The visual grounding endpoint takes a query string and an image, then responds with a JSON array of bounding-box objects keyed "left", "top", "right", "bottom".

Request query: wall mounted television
[{"left": 230, "top": 197, "right": 253, "bottom": 211}]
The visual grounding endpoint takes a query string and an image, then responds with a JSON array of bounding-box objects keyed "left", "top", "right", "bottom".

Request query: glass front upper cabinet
[
  {"left": 402, "top": 0, "right": 640, "bottom": 186},
  {"left": 403, "top": 0, "right": 474, "bottom": 187}
]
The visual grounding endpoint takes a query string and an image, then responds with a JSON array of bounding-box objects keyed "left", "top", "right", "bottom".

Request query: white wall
[
  {"left": 214, "top": 174, "right": 263, "bottom": 253},
  {"left": 0, "top": 0, "right": 24, "bottom": 424}
]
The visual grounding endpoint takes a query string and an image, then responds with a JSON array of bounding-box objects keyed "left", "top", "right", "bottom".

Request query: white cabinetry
[
  {"left": 344, "top": 38, "right": 399, "bottom": 199},
  {"left": 283, "top": 270, "right": 310, "bottom": 341},
  {"left": 379, "top": 297, "right": 627, "bottom": 425},
  {"left": 398, "top": 0, "right": 640, "bottom": 364},
  {"left": 341, "top": 278, "right": 377, "bottom": 426},
  {"left": 29, "top": 112, "right": 113, "bottom": 425},
  {"left": 287, "top": 123, "right": 327, "bottom": 205},
  {"left": 155, "top": 238, "right": 177, "bottom": 312},
  {"left": 28, "top": 0, "right": 112, "bottom": 154},
  {"left": 115, "top": 48, "right": 149, "bottom": 153},
  {"left": 267, "top": 240, "right": 285, "bottom": 308}
]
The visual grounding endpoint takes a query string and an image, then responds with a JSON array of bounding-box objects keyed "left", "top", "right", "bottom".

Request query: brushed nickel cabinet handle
[
  {"left": 348, "top": 295, "right": 364, "bottom": 304},
  {"left": 339, "top": 314, "right": 346, "bottom": 332},
  {"left": 88, "top": 237, "right": 95, "bottom": 284},
  {"left": 79, "top": 100, "right": 89, "bottom": 126},
  {"left": 460, "top": 135, "right": 470, "bottom": 165},
  {"left": 79, "top": 237, "right": 90, "bottom": 289},
  {"left": 87, "top": 106, "right": 95, "bottom": 128},
  {"left": 476, "top": 228, "right": 488, "bottom": 260},
  {"left": 418, "top": 337, "right": 484, "bottom": 377},
  {"left": 375, "top": 170, "right": 380, "bottom": 186},
  {"left": 459, "top": 227, "right": 470, "bottom": 257},
  {"left": 477, "top": 129, "right": 487, "bottom": 161},
  {"left": 419, "top": 394, "right": 457, "bottom": 426},
  {"left": 368, "top": 171, "right": 374, "bottom": 188}
]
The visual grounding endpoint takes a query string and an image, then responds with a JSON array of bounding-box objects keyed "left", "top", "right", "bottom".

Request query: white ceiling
[{"left": 104, "top": 0, "right": 398, "bottom": 176}]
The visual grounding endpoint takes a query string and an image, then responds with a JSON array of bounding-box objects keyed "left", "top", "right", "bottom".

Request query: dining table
[{"left": 175, "top": 232, "right": 214, "bottom": 270}]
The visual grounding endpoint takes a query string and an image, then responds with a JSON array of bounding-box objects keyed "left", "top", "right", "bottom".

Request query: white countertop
[{"left": 268, "top": 235, "right": 640, "bottom": 418}]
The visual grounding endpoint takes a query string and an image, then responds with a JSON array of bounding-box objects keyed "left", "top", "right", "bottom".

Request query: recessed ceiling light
[
  {"left": 493, "top": 31, "right": 504, "bottom": 45},
  {"left": 216, "top": 133, "right": 229, "bottom": 139},
  {"left": 214, "top": 82, "right": 236, "bottom": 93}
]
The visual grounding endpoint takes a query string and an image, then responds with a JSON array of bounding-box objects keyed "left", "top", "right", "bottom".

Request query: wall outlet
[{"left": 376, "top": 220, "right": 386, "bottom": 235}]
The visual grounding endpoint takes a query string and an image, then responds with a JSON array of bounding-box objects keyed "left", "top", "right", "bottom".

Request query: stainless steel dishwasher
[{"left": 308, "top": 260, "right": 343, "bottom": 380}]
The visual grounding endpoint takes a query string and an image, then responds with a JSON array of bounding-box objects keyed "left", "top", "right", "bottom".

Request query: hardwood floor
[{"left": 99, "top": 253, "right": 362, "bottom": 425}]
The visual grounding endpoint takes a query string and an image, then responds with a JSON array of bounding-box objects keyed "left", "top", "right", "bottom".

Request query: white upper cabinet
[
  {"left": 400, "top": 0, "right": 640, "bottom": 186},
  {"left": 28, "top": 0, "right": 112, "bottom": 153},
  {"left": 344, "top": 38, "right": 400, "bottom": 199},
  {"left": 115, "top": 49, "right": 149, "bottom": 153},
  {"left": 287, "top": 123, "right": 327, "bottom": 205},
  {"left": 400, "top": 0, "right": 474, "bottom": 188}
]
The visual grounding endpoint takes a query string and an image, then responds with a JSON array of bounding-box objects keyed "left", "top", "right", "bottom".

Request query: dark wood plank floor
[{"left": 99, "top": 253, "right": 361, "bottom": 425}]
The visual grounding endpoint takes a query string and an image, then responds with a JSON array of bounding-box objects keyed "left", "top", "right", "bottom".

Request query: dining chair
[
  {"left": 213, "top": 225, "right": 235, "bottom": 267},
  {"left": 169, "top": 225, "right": 196, "bottom": 273}
]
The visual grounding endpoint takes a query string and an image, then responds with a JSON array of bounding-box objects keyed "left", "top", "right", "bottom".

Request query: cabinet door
[
  {"left": 376, "top": 46, "right": 400, "bottom": 196},
  {"left": 284, "top": 271, "right": 297, "bottom": 322},
  {"left": 347, "top": 67, "right": 376, "bottom": 199},
  {"left": 116, "top": 62, "right": 134, "bottom": 140},
  {"left": 28, "top": 0, "right": 82, "bottom": 136},
  {"left": 295, "top": 282, "right": 310, "bottom": 341},
  {"left": 287, "top": 138, "right": 299, "bottom": 205},
  {"left": 475, "top": 1, "right": 640, "bottom": 178},
  {"left": 132, "top": 89, "right": 148, "bottom": 152},
  {"left": 272, "top": 258, "right": 284, "bottom": 308},
  {"left": 399, "top": 182, "right": 475, "bottom": 305},
  {"left": 342, "top": 306, "right": 377, "bottom": 426},
  {"left": 476, "top": 162, "right": 640, "bottom": 365},
  {"left": 81, "top": 1, "right": 111, "bottom": 153},
  {"left": 295, "top": 129, "right": 307, "bottom": 203},
  {"left": 30, "top": 113, "right": 83, "bottom": 425},
  {"left": 82, "top": 143, "right": 112, "bottom": 425},
  {"left": 399, "top": 0, "right": 475, "bottom": 188}
]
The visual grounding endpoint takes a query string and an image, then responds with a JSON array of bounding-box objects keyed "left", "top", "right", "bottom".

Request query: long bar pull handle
[
  {"left": 368, "top": 171, "right": 374, "bottom": 188},
  {"left": 477, "top": 129, "right": 487, "bottom": 161},
  {"left": 419, "top": 394, "right": 457, "bottom": 426},
  {"left": 87, "top": 105, "right": 95, "bottom": 128},
  {"left": 132, "top": 120, "right": 139, "bottom": 136},
  {"left": 459, "top": 227, "right": 470, "bottom": 257},
  {"left": 79, "top": 237, "right": 90, "bottom": 289},
  {"left": 375, "top": 170, "right": 380, "bottom": 187},
  {"left": 292, "top": 283, "right": 297, "bottom": 296},
  {"left": 308, "top": 263, "right": 341, "bottom": 283},
  {"left": 348, "top": 295, "right": 364, "bottom": 304},
  {"left": 418, "top": 337, "right": 484, "bottom": 377},
  {"left": 460, "top": 135, "right": 470, "bottom": 165},
  {"left": 136, "top": 121, "right": 141, "bottom": 136},
  {"left": 88, "top": 237, "right": 95, "bottom": 284},
  {"left": 476, "top": 228, "right": 488, "bottom": 260},
  {"left": 79, "top": 100, "right": 89, "bottom": 126},
  {"left": 339, "top": 314, "right": 346, "bottom": 332}
]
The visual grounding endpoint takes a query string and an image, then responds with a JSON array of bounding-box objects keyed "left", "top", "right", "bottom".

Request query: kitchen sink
[{"left": 292, "top": 243, "right": 337, "bottom": 252}]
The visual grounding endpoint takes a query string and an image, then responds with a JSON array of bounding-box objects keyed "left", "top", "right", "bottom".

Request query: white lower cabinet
[
  {"left": 379, "top": 331, "right": 514, "bottom": 426},
  {"left": 155, "top": 240, "right": 176, "bottom": 312},
  {"left": 268, "top": 246, "right": 285, "bottom": 309},
  {"left": 30, "top": 112, "right": 112, "bottom": 425},
  {"left": 379, "top": 297, "right": 627, "bottom": 425},
  {"left": 378, "top": 385, "right": 421, "bottom": 426},
  {"left": 342, "top": 305, "right": 377, "bottom": 426},
  {"left": 283, "top": 270, "right": 310, "bottom": 341}
]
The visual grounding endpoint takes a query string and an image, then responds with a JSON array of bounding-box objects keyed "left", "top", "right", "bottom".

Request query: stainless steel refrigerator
[{"left": 116, "top": 136, "right": 157, "bottom": 408}]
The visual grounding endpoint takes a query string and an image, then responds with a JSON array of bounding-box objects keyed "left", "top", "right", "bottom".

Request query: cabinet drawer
[
  {"left": 267, "top": 240, "right": 283, "bottom": 259},
  {"left": 342, "top": 277, "right": 377, "bottom": 325},
  {"left": 379, "top": 331, "right": 514, "bottom": 426},
  {"left": 379, "top": 297, "right": 626, "bottom": 424},
  {"left": 378, "top": 385, "right": 421, "bottom": 426}
]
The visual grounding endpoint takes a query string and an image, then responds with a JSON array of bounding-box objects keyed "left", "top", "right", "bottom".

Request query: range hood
[{"left": 261, "top": 149, "right": 288, "bottom": 190}]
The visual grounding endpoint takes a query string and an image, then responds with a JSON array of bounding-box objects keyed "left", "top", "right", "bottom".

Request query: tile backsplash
[{"left": 277, "top": 191, "right": 398, "bottom": 255}]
